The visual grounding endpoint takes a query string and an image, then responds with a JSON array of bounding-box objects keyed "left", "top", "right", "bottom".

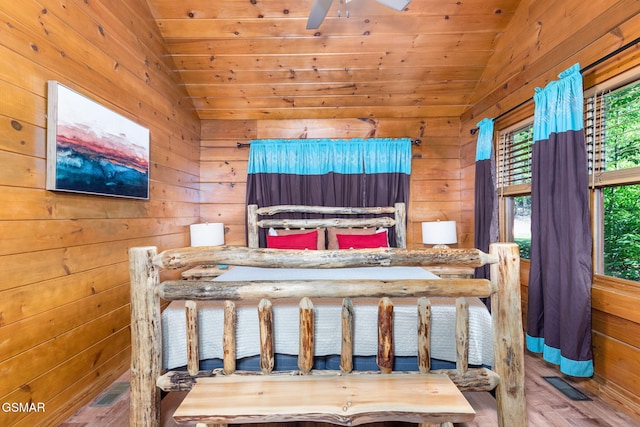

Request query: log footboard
[{"left": 129, "top": 243, "right": 526, "bottom": 427}]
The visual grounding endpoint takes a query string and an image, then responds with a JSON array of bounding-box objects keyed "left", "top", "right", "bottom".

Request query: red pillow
[
  {"left": 275, "top": 228, "right": 326, "bottom": 250},
  {"left": 267, "top": 230, "right": 318, "bottom": 250},
  {"left": 336, "top": 230, "right": 389, "bottom": 249},
  {"left": 327, "top": 227, "right": 377, "bottom": 250}
]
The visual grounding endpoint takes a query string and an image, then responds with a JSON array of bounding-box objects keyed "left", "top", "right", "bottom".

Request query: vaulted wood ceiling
[{"left": 145, "top": 0, "right": 522, "bottom": 120}]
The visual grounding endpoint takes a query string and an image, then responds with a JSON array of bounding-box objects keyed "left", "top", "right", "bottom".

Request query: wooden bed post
[
  {"left": 247, "top": 204, "right": 259, "bottom": 248},
  {"left": 129, "top": 246, "right": 162, "bottom": 427},
  {"left": 489, "top": 243, "right": 527, "bottom": 427},
  {"left": 394, "top": 202, "right": 407, "bottom": 248}
]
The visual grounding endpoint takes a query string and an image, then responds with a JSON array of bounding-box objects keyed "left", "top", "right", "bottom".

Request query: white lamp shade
[
  {"left": 190, "top": 222, "right": 225, "bottom": 247},
  {"left": 422, "top": 220, "right": 457, "bottom": 245},
  {"left": 376, "top": 0, "right": 412, "bottom": 11}
]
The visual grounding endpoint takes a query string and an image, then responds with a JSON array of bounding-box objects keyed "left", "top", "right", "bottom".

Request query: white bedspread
[{"left": 162, "top": 266, "right": 494, "bottom": 370}]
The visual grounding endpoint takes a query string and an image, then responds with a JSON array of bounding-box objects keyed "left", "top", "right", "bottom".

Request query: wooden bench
[{"left": 173, "top": 373, "right": 475, "bottom": 426}]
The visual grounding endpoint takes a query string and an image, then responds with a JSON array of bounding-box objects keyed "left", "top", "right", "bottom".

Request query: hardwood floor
[{"left": 61, "top": 352, "right": 640, "bottom": 427}]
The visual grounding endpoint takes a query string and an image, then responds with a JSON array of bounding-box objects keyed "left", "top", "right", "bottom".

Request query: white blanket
[{"left": 162, "top": 266, "right": 494, "bottom": 369}]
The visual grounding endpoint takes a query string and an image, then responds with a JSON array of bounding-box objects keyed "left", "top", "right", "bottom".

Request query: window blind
[
  {"left": 584, "top": 91, "right": 606, "bottom": 175},
  {"left": 497, "top": 124, "right": 534, "bottom": 188}
]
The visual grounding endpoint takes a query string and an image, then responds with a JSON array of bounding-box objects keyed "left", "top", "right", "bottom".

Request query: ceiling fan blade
[
  {"left": 307, "top": 0, "right": 333, "bottom": 29},
  {"left": 375, "top": 0, "right": 411, "bottom": 11}
]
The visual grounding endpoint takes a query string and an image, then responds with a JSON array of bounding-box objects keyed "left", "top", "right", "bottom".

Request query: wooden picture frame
[{"left": 46, "top": 81, "right": 150, "bottom": 200}]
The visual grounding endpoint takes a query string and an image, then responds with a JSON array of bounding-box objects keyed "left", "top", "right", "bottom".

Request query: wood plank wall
[
  {"left": 200, "top": 117, "right": 469, "bottom": 250},
  {"left": 0, "top": 0, "right": 200, "bottom": 425},
  {"left": 2, "top": 0, "right": 640, "bottom": 424},
  {"left": 460, "top": 0, "right": 640, "bottom": 418}
]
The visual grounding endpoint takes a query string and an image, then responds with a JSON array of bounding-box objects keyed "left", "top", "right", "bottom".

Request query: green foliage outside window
[
  {"left": 604, "top": 185, "right": 640, "bottom": 281},
  {"left": 513, "top": 195, "right": 531, "bottom": 260},
  {"left": 601, "top": 82, "right": 640, "bottom": 281},
  {"left": 602, "top": 82, "right": 640, "bottom": 171}
]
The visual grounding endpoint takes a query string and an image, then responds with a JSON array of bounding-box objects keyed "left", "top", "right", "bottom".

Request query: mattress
[{"left": 162, "top": 266, "right": 494, "bottom": 370}]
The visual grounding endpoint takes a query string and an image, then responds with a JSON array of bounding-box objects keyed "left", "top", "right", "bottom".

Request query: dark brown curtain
[
  {"left": 526, "top": 64, "right": 593, "bottom": 377},
  {"left": 473, "top": 118, "right": 497, "bottom": 282}
]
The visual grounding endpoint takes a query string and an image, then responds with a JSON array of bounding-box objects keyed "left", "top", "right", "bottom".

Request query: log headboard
[{"left": 247, "top": 202, "right": 407, "bottom": 248}]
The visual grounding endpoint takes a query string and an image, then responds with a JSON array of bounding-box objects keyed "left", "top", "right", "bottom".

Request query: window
[
  {"left": 497, "top": 124, "right": 534, "bottom": 189},
  {"left": 512, "top": 195, "right": 532, "bottom": 260},
  {"left": 602, "top": 185, "right": 640, "bottom": 280},
  {"left": 586, "top": 72, "right": 640, "bottom": 282},
  {"left": 497, "top": 122, "right": 534, "bottom": 259}
]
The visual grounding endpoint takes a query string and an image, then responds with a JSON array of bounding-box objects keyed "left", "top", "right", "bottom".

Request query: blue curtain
[
  {"left": 247, "top": 138, "right": 411, "bottom": 175},
  {"left": 526, "top": 64, "right": 594, "bottom": 377},
  {"left": 246, "top": 138, "right": 412, "bottom": 247},
  {"left": 473, "top": 118, "right": 497, "bottom": 282}
]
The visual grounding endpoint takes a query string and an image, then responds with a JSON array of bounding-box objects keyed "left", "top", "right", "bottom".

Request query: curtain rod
[
  {"left": 237, "top": 139, "right": 422, "bottom": 148},
  {"left": 469, "top": 36, "right": 640, "bottom": 135}
]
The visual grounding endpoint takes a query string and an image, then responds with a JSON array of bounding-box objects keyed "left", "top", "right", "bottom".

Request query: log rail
[
  {"left": 129, "top": 243, "right": 526, "bottom": 427},
  {"left": 247, "top": 203, "right": 407, "bottom": 248}
]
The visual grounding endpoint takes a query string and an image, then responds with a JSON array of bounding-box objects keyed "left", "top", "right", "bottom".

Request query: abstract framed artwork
[{"left": 46, "top": 81, "right": 150, "bottom": 199}]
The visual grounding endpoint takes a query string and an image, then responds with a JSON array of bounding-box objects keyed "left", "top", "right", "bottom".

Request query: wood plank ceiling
[{"left": 144, "top": 0, "right": 522, "bottom": 120}]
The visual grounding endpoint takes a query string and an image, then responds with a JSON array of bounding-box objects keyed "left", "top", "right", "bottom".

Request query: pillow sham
[
  {"left": 273, "top": 227, "right": 326, "bottom": 250},
  {"left": 336, "top": 230, "right": 389, "bottom": 249},
  {"left": 327, "top": 227, "right": 377, "bottom": 250},
  {"left": 267, "top": 230, "right": 319, "bottom": 250}
]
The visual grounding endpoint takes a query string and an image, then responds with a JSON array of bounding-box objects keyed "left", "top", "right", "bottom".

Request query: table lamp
[
  {"left": 190, "top": 222, "right": 227, "bottom": 268},
  {"left": 190, "top": 222, "right": 225, "bottom": 247},
  {"left": 422, "top": 220, "right": 457, "bottom": 248}
]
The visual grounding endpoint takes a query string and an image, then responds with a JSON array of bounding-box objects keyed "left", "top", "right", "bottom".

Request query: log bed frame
[{"left": 129, "top": 203, "right": 527, "bottom": 426}]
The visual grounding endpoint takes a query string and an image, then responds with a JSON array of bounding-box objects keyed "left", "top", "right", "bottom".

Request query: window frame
[
  {"left": 584, "top": 68, "right": 640, "bottom": 188},
  {"left": 584, "top": 66, "right": 640, "bottom": 282},
  {"left": 497, "top": 119, "right": 534, "bottom": 258}
]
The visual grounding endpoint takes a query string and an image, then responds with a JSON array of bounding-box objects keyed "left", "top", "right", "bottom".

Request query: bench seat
[{"left": 173, "top": 372, "right": 475, "bottom": 426}]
